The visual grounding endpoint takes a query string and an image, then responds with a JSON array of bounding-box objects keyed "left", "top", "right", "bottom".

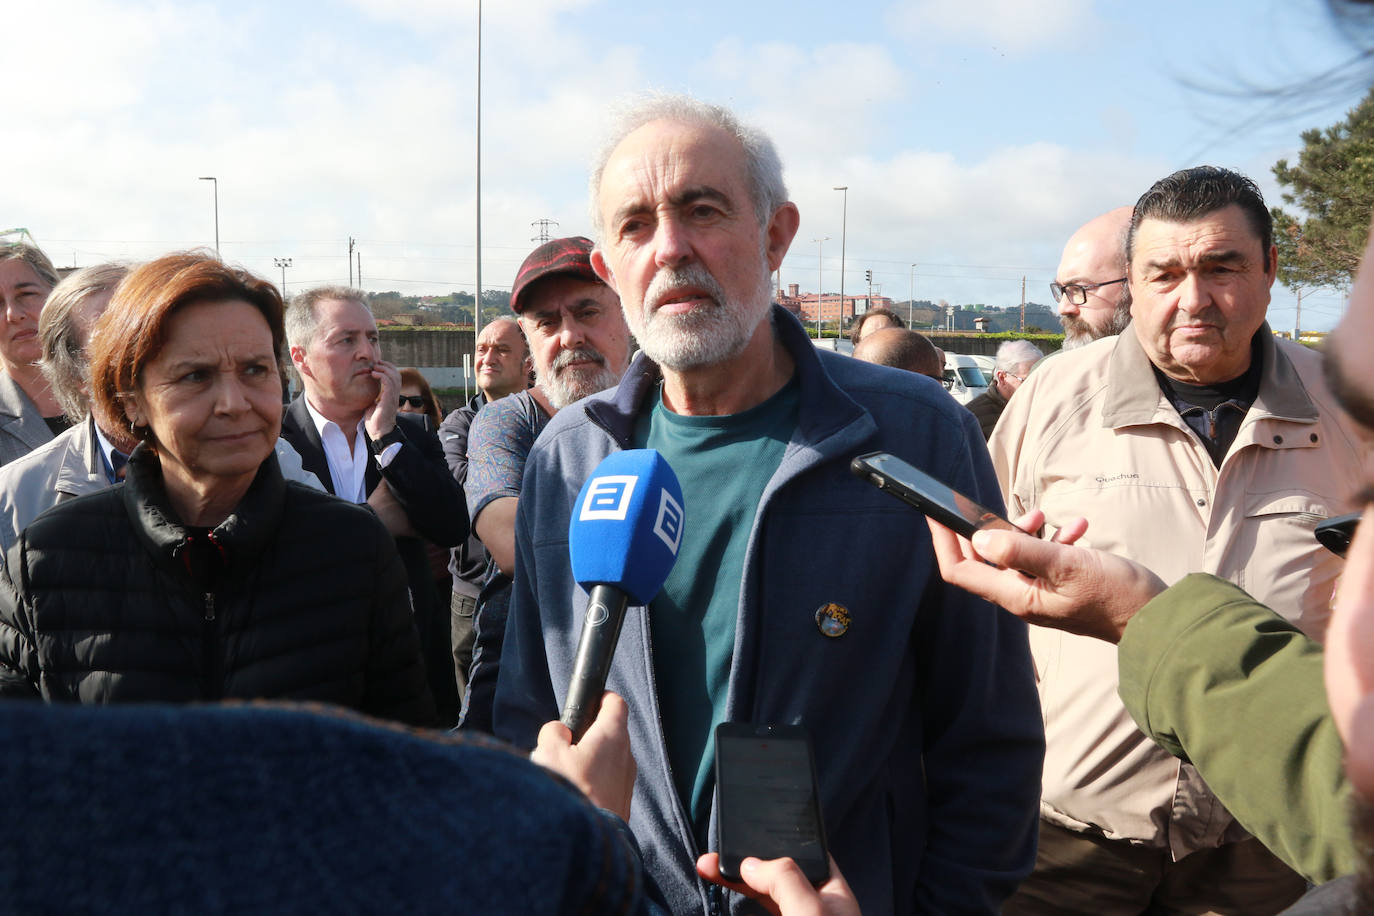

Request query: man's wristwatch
[{"left": 370, "top": 427, "right": 406, "bottom": 454}]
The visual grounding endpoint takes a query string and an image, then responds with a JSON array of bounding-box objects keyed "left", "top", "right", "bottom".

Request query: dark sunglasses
[{"left": 398, "top": 395, "right": 426, "bottom": 408}]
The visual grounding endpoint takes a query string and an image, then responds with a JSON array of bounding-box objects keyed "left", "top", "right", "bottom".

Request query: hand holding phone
[
  {"left": 714, "top": 723, "right": 829, "bottom": 886},
  {"left": 696, "top": 852, "right": 860, "bottom": 916},
  {"left": 850, "top": 451, "right": 1017, "bottom": 539}
]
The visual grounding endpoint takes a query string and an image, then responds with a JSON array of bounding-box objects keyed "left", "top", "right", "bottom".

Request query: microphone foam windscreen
[{"left": 568, "top": 449, "right": 684, "bottom": 606}]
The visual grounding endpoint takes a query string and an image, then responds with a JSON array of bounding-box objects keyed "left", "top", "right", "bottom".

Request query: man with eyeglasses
[
  {"left": 988, "top": 167, "right": 1370, "bottom": 914},
  {"left": 965, "top": 339, "right": 1042, "bottom": 439},
  {"left": 282, "top": 285, "right": 469, "bottom": 725},
  {"left": 1052, "top": 206, "right": 1134, "bottom": 350}
]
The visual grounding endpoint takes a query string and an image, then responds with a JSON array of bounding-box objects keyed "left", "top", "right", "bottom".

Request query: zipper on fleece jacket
[
  {"left": 201, "top": 592, "right": 222, "bottom": 700},
  {"left": 639, "top": 600, "right": 726, "bottom": 916}
]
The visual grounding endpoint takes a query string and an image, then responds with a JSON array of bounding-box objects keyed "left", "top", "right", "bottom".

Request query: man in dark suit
[{"left": 282, "top": 286, "right": 468, "bottom": 725}]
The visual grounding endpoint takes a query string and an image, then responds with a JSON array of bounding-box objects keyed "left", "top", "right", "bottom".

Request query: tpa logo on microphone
[
  {"left": 654, "top": 489, "right": 684, "bottom": 555},
  {"left": 580, "top": 475, "right": 638, "bottom": 521}
]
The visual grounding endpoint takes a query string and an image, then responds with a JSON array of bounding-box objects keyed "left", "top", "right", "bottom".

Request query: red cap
[{"left": 509, "top": 236, "right": 603, "bottom": 313}]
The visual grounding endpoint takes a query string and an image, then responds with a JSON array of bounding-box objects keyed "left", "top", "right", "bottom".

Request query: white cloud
[
  {"left": 886, "top": 0, "right": 1095, "bottom": 52},
  {"left": 343, "top": 0, "right": 598, "bottom": 32},
  {"left": 779, "top": 142, "right": 1166, "bottom": 306}
]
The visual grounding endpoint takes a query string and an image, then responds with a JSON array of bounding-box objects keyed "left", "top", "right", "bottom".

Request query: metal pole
[
  {"left": 834, "top": 186, "right": 847, "bottom": 338},
  {"left": 198, "top": 177, "right": 219, "bottom": 256},
  {"left": 812, "top": 237, "right": 828, "bottom": 339},
  {"left": 274, "top": 257, "right": 292, "bottom": 294},
  {"left": 909, "top": 263, "right": 916, "bottom": 325},
  {"left": 474, "top": 0, "right": 483, "bottom": 346}
]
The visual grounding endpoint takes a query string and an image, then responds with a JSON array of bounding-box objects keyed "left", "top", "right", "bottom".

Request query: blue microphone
[{"left": 561, "top": 449, "right": 684, "bottom": 740}]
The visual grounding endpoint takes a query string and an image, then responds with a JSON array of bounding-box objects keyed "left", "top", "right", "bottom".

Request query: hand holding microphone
[{"left": 561, "top": 449, "right": 683, "bottom": 741}]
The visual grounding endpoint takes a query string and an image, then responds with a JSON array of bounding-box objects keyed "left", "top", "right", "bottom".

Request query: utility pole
[
  {"left": 531, "top": 218, "right": 558, "bottom": 245},
  {"left": 348, "top": 237, "right": 355, "bottom": 287},
  {"left": 357, "top": 252, "right": 362, "bottom": 291},
  {"left": 1020, "top": 276, "right": 1026, "bottom": 331},
  {"left": 274, "top": 257, "right": 292, "bottom": 295}
]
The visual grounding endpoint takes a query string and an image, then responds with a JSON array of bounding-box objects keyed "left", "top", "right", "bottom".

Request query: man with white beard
[
  {"left": 1053, "top": 206, "right": 1134, "bottom": 349},
  {"left": 491, "top": 94, "right": 1042, "bottom": 915},
  {"left": 458, "top": 237, "right": 631, "bottom": 732}
]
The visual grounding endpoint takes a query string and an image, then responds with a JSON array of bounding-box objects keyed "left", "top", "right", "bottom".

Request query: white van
[
  {"left": 967, "top": 354, "right": 996, "bottom": 386},
  {"left": 943, "top": 353, "right": 990, "bottom": 405}
]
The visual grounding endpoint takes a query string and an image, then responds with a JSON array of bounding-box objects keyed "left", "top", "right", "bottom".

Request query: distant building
[{"left": 776, "top": 282, "right": 896, "bottom": 324}]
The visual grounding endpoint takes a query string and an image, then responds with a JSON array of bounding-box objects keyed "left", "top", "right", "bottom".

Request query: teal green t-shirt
[{"left": 632, "top": 377, "right": 800, "bottom": 848}]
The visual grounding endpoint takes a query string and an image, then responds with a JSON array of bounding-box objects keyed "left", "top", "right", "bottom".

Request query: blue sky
[{"left": 7, "top": 0, "right": 1368, "bottom": 330}]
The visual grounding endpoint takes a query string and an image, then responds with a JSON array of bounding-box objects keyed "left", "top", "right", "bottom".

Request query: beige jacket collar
[{"left": 1101, "top": 323, "right": 1319, "bottom": 431}]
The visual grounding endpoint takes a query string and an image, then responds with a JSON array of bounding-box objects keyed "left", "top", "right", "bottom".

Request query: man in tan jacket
[{"left": 990, "top": 166, "right": 1372, "bottom": 915}]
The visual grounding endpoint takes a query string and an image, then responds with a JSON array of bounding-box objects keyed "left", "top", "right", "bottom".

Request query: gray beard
[
  {"left": 537, "top": 348, "right": 621, "bottom": 409},
  {"left": 1060, "top": 308, "right": 1131, "bottom": 350},
  {"left": 632, "top": 262, "right": 773, "bottom": 371}
]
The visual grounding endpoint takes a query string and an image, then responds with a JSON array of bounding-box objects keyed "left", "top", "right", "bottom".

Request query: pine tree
[{"left": 1271, "top": 87, "right": 1374, "bottom": 290}]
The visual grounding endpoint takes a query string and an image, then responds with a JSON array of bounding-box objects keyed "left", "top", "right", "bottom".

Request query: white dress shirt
[{"left": 301, "top": 398, "right": 401, "bottom": 504}]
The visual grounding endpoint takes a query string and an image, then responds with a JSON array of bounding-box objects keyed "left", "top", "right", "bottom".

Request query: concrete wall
[
  {"left": 925, "top": 333, "right": 1063, "bottom": 356},
  {"left": 377, "top": 327, "right": 1064, "bottom": 385},
  {"left": 379, "top": 328, "right": 476, "bottom": 389}
]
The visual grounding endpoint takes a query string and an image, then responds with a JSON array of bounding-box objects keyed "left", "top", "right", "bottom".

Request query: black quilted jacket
[{"left": 0, "top": 444, "right": 436, "bottom": 726}]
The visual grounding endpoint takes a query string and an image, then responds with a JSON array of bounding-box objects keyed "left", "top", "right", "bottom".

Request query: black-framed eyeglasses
[
  {"left": 1050, "top": 277, "right": 1127, "bottom": 306},
  {"left": 398, "top": 395, "right": 426, "bottom": 408}
]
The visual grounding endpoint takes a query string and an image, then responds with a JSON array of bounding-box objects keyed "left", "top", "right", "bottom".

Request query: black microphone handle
[{"left": 561, "top": 584, "right": 632, "bottom": 742}]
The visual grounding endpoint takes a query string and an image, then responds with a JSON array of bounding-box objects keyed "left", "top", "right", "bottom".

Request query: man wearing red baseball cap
[{"left": 458, "top": 236, "right": 631, "bottom": 731}]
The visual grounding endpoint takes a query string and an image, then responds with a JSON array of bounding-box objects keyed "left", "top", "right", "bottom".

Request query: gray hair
[
  {"left": 39, "top": 262, "right": 129, "bottom": 421},
  {"left": 588, "top": 93, "right": 788, "bottom": 238},
  {"left": 285, "top": 285, "right": 369, "bottom": 351},
  {"left": 995, "top": 339, "right": 1044, "bottom": 374},
  {"left": 0, "top": 242, "right": 59, "bottom": 290}
]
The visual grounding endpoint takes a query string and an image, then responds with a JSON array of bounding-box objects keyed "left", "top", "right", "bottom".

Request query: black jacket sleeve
[
  {"left": 439, "top": 402, "right": 479, "bottom": 486},
  {"left": 0, "top": 541, "right": 42, "bottom": 698},
  {"left": 362, "top": 517, "right": 439, "bottom": 727},
  {"left": 375, "top": 414, "right": 470, "bottom": 548}
]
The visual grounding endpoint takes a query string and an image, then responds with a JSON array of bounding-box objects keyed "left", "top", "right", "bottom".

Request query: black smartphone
[
  {"left": 1316, "top": 511, "right": 1362, "bottom": 558},
  {"left": 714, "top": 722, "right": 829, "bottom": 886},
  {"left": 851, "top": 450, "right": 1017, "bottom": 539}
]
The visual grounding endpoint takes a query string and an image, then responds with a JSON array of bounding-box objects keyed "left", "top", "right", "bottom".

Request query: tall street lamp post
[
  {"left": 909, "top": 263, "right": 917, "bottom": 326},
  {"left": 812, "top": 237, "right": 829, "bottom": 339},
  {"left": 474, "top": 0, "right": 484, "bottom": 343},
  {"left": 833, "top": 186, "right": 848, "bottom": 337},
  {"left": 274, "top": 257, "right": 292, "bottom": 295},
  {"left": 198, "top": 177, "right": 219, "bottom": 257}
]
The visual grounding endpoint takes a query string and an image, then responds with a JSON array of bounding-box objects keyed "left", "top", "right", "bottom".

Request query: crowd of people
[{"left": 3, "top": 28, "right": 1374, "bottom": 914}]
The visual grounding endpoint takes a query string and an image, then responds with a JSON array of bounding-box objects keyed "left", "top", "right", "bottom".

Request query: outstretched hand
[
  {"left": 696, "top": 853, "right": 860, "bottom": 916},
  {"left": 531, "top": 692, "right": 635, "bottom": 821},
  {"left": 928, "top": 509, "right": 1166, "bottom": 644}
]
